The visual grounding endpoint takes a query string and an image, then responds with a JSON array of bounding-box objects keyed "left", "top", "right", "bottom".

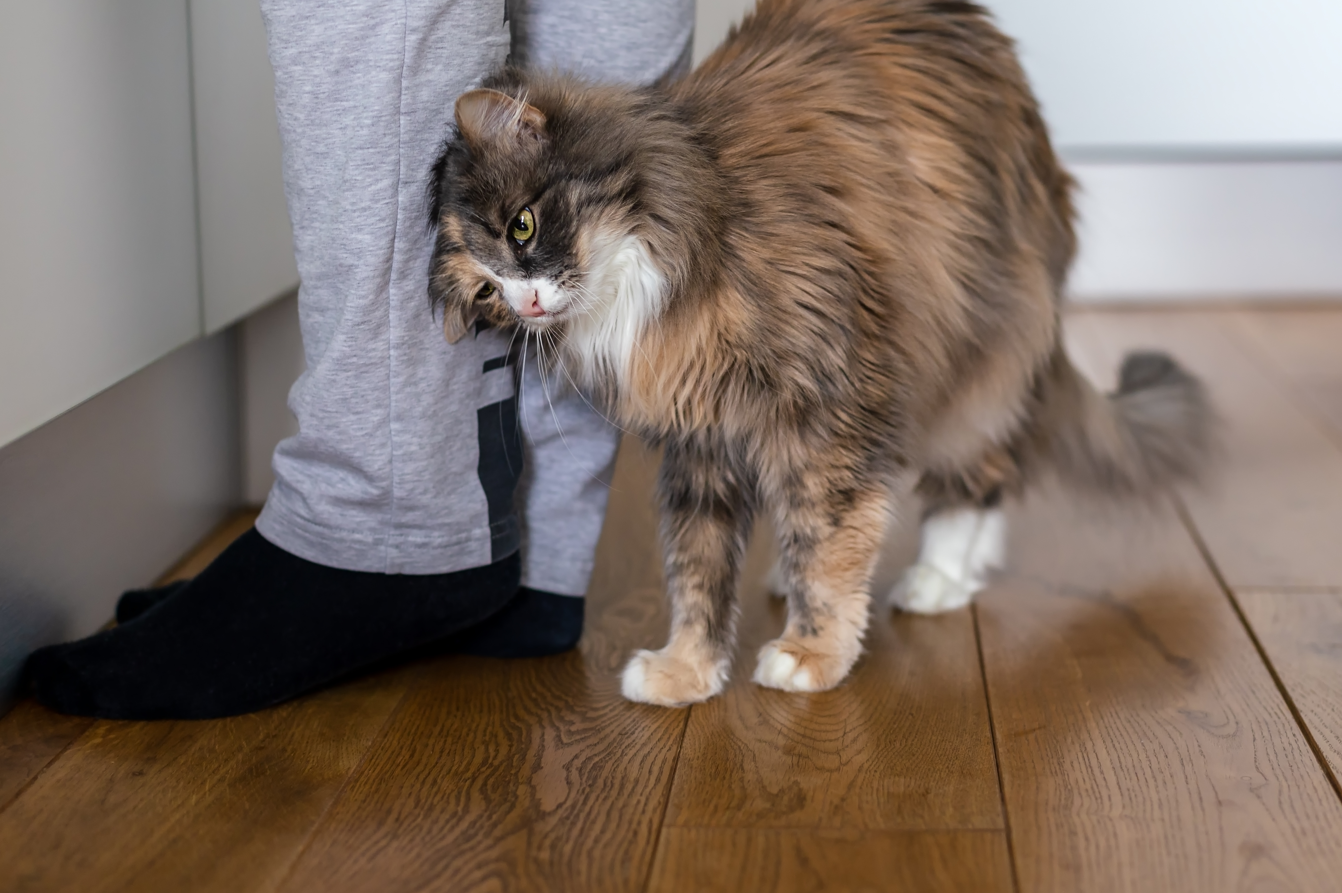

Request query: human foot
[
  {"left": 28, "top": 528, "right": 520, "bottom": 719},
  {"left": 117, "top": 577, "right": 583, "bottom": 659}
]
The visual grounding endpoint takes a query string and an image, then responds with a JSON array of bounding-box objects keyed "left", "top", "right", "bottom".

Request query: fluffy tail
[{"left": 1038, "top": 348, "right": 1217, "bottom": 498}]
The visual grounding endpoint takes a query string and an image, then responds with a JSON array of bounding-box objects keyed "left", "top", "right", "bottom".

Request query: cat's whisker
[
  {"left": 518, "top": 328, "right": 537, "bottom": 440},
  {"left": 543, "top": 333, "right": 619, "bottom": 494},
  {"left": 560, "top": 283, "right": 602, "bottom": 316},
  {"left": 498, "top": 322, "right": 524, "bottom": 479},
  {"left": 548, "top": 332, "right": 633, "bottom": 436},
  {"left": 532, "top": 327, "right": 615, "bottom": 493}
]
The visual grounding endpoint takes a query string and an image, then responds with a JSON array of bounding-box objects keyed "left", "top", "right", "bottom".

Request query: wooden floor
[{"left": 3, "top": 307, "right": 1342, "bottom": 892}]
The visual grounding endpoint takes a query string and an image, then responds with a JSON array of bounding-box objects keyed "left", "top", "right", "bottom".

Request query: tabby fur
[{"left": 428, "top": 0, "right": 1215, "bottom": 705}]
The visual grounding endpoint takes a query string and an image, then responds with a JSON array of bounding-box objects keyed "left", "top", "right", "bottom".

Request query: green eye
[
  {"left": 477, "top": 282, "right": 496, "bottom": 299},
  {"left": 509, "top": 207, "right": 536, "bottom": 244}
]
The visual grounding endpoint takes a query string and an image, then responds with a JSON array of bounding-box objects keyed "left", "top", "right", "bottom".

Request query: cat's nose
[{"left": 517, "top": 289, "right": 546, "bottom": 318}]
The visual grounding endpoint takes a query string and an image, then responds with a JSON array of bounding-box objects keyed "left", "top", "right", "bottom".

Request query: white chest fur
[{"left": 563, "top": 231, "right": 666, "bottom": 390}]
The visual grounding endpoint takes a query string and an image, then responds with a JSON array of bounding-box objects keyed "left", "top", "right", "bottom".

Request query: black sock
[
  {"left": 116, "top": 576, "right": 583, "bottom": 659},
  {"left": 26, "top": 529, "right": 520, "bottom": 720},
  {"left": 444, "top": 585, "right": 584, "bottom": 659},
  {"left": 115, "top": 581, "right": 189, "bottom": 624}
]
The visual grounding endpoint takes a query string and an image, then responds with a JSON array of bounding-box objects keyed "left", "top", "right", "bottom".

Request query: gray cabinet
[
  {"left": 191, "top": 0, "right": 297, "bottom": 334},
  {"left": 0, "top": 1, "right": 296, "bottom": 449},
  {"left": 0, "top": 1, "right": 202, "bottom": 448}
]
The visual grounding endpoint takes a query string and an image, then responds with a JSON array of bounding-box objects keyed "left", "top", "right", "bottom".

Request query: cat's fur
[{"left": 428, "top": 0, "right": 1215, "bottom": 705}]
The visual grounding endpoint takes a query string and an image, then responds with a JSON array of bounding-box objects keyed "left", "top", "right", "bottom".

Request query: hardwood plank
[
  {"left": 1235, "top": 590, "right": 1342, "bottom": 791},
  {"left": 1067, "top": 310, "right": 1342, "bottom": 590},
  {"left": 274, "top": 440, "right": 690, "bottom": 893},
  {"left": 647, "top": 828, "right": 1013, "bottom": 893},
  {"left": 0, "top": 669, "right": 410, "bottom": 893},
  {"left": 977, "top": 465, "right": 1342, "bottom": 886},
  {"left": 0, "top": 700, "right": 92, "bottom": 813},
  {"left": 0, "top": 511, "right": 259, "bottom": 819},
  {"left": 663, "top": 513, "right": 1003, "bottom": 832},
  {"left": 1229, "top": 309, "right": 1342, "bottom": 445},
  {"left": 979, "top": 311, "right": 1342, "bottom": 891}
]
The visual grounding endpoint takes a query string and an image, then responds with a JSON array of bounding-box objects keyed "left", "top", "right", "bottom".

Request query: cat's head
[{"left": 428, "top": 80, "right": 671, "bottom": 380}]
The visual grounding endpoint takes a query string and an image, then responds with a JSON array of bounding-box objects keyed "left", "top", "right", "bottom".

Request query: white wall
[
  {"left": 989, "top": 0, "right": 1342, "bottom": 152},
  {"left": 0, "top": 332, "right": 241, "bottom": 713},
  {"left": 1069, "top": 160, "right": 1342, "bottom": 301},
  {"left": 693, "top": 0, "right": 1342, "bottom": 300},
  {"left": 699, "top": 0, "right": 1342, "bottom": 151}
]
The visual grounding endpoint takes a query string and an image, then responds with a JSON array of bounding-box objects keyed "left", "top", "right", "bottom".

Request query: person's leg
[
  {"left": 510, "top": 0, "right": 694, "bottom": 85},
  {"left": 27, "top": 0, "right": 524, "bottom": 719},
  {"left": 30, "top": 0, "right": 697, "bottom": 718},
  {"left": 115, "top": 0, "right": 696, "bottom": 641},
  {"left": 258, "top": 0, "right": 518, "bottom": 575},
  {"left": 463, "top": 0, "right": 695, "bottom": 656}
]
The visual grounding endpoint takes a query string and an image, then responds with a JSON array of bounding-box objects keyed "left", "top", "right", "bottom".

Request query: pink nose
[{"left": 518, "top": 289, "right": 546, "bottom": 318}]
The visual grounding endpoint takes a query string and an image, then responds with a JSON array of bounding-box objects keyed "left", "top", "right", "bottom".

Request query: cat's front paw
[
  {"left": 889, "top": 563, "right": 977, "bottom": 614},
  {"left": 621, "top": 647, "right": 729, "bottom": 706},
  {"left": 753, "top": 638, "right": 856, "bottom": 693}
]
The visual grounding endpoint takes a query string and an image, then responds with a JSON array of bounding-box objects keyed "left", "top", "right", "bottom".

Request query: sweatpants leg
[
  {"left": 510, "top": 0, "right": 694, "bottom": 595},
  {"left": 257, "top": 0, "right": 518, "bottom": 575},
  {"left": 257, "top": 0, "right": 693, "bottom": 583}
]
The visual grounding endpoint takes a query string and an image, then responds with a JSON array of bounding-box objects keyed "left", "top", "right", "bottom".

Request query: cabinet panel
[
  {"left": 0, "top": 1, "right": 201, "bottom": 449},
  {"left": 191, "top": 0, "right": 298, "bottom": 334}
]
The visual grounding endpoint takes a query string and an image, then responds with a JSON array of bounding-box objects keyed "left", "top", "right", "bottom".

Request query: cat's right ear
[
  {"left": 443, "top": 302, "right": 479, "bottom": 345},
  {"left": 455, "top": 89, "right": 547, "bottom": 148}
]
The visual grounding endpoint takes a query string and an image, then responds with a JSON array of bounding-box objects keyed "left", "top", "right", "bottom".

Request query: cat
[{"left": 427, "top": 0, "right": 1215, "bottom": 706}]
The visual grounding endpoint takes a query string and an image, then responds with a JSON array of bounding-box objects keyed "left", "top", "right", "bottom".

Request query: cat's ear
[
  {"left": 455, "top": 89, "right": 547, "bottom": 148},
  {"left": 443, "top": 303, "right": 479, "bottom": 344}
]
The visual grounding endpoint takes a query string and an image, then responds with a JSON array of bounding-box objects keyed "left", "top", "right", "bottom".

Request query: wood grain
[
  {"left": 0, "top": 511, "right": 261, "bottom": 822},
  {"left": 981, "top": 487, "right": 1342, "bottom": 892},
  {"left": 1235, "top": 590, "right": 1342, "bottom": 793},
  {"left": 663, "top": 514, "right": 1003, "bottom": 832},
  {"left": 971, "top": 316, "right": 1342, "bottom": 893},
  {"left": 274, "top": 440, "right": 690, "bottom": 893},
  {"left": 6, "top": 310, "right": 1342, "bottom": 893},
  {"left": 1229, "top": 309, "right": 1342, "bottom": 446},
  {"left": 1066, "top": 310, "right": 1342, "bottom": 590},
  {"left": 647, "top": 828, "right": 1013, "bottom": 893},
  {"left": 0, "top": 669, "right": 409, "bottom": 893},
  {"left": 0, "top": 700, "right": 92, "bottom": 813}
]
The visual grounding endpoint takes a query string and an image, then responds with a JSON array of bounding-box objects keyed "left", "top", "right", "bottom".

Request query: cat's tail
[{"left": 1035, "top": 347, "right": 1217, "bottom": 498}]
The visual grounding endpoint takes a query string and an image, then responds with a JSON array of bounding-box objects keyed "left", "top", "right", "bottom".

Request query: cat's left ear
[{"left": 455, "top": 89, "right": 547, "bottom": 148}]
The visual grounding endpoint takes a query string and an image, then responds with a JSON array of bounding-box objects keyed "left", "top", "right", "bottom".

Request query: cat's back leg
[
  {"left": 890, "top": 453, "right": 1017, "bottom": 614},
  {"left": 890, "top": 499, "right": 1005, "bottom": 613}
]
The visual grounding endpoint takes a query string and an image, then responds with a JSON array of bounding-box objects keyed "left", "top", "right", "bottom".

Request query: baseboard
[{"left": 1066, "top": 159, "right": 1342, "bottom": 302}]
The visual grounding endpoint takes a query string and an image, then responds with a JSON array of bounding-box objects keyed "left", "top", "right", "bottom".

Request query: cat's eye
[
  {"left": 477, "top": 282, "right": 496, "bottom": 299},
  {"left": 509, "top": 207, "right": 536, "bottom": 245}
]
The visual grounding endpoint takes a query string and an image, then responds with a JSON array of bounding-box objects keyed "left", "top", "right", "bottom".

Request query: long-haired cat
[{"left": 428, "top": 0, "right": 1215, "bottom": 706}]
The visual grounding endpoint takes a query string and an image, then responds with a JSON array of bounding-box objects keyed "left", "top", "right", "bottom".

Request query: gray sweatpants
[{"left": 255, "top": 0, "right": 693, "bottom": 593}]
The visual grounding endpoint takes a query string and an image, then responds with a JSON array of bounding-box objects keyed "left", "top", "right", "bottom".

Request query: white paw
[
  {"left": 889, "top": 563, "right": 978, "bottom": 614},
  {"left": 752, "top": 638, "right": 855, "bottom": 692},
  {"left": 620, "top": 647, "right": 728, "bottom": 706},
  {"left": 754, "top": 642, "right": 814, "bottom": 691}
]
